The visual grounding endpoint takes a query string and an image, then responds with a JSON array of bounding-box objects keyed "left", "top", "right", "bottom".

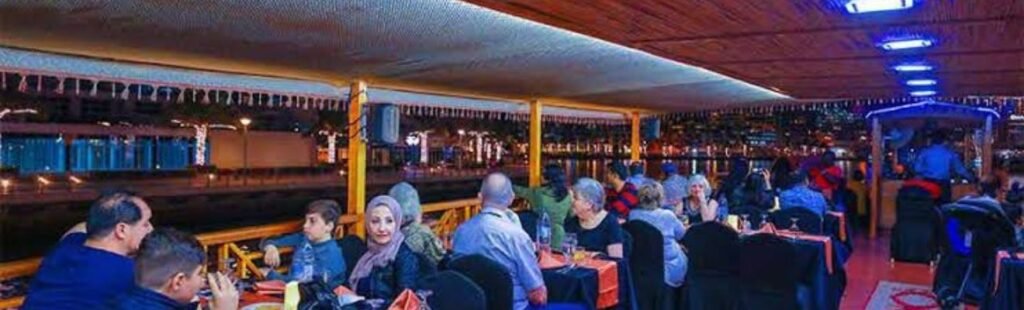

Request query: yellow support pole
[
  {"left": 347, "top": 81, "right": 368, "bottom": 238},
  {"left": 529, "top": 100, "right": 543, "bottom": 187},
  {"left": 630, "top": 111, "right": 641, "bottom": 162}
]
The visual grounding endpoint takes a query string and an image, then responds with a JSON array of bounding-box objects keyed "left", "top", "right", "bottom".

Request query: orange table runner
[
  {"left": 540, "top": 251, "right": 620, "bottom": 308},
  {"left": 992, "top": 250, "right": 1024, "bottom": 294},
  {"left": 826, "top": 211, "right": 847, "bottom": 242},
  {"left": 776, "top": 229, "right": 835, "bottom": 274}
]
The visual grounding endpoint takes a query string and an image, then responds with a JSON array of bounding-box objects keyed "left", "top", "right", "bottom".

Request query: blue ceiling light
[
  {"left": 845, "top": 0, "right": 915, "bottom": 14},
  {"left": 905, "top": 79, "right": 937, "bottom": 86},
  {"left": 879, "top": 38, "right": 934, "bottom": 50},
  {"left": 893, "top": 63, "right": 933, "bottom": 72},
  {"left": 910, "top": 90, "right": 936, "bottom": 97}
]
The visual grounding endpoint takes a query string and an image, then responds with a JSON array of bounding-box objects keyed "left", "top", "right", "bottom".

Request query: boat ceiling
[
  {"left": 0, "top": 0, "right": 788, "bottom": 112},
  {"left": 466, "top": 0, "right": 1024, "bottom": 100}
]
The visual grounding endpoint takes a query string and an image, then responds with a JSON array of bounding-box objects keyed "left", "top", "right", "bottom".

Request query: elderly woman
[
  {"left": 565, "top": 178, "right": 624, "bottom": 258},
  {"left": 388, "top": 182, "right": 445, "bottom": 265},
  {"left": 514, "top": 164, "right": 572, "bottom": 249},
  {"left": 678, "top": 174, "right": 723, "bottom": 224},
  {"left": 349, "top": 196, "right": 422, "bottom": 304},
  {"left": 629, "top": 182, "right": 688, "bottom": 287}
]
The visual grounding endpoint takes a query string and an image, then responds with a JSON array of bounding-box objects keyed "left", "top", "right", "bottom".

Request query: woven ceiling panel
[{"left": 0, "top": 0, "right": 787, "bottom": 111}]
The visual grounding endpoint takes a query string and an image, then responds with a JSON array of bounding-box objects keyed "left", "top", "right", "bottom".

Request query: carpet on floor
[{"left": 866, "top": 280, "right": 941, "bottom": 309}]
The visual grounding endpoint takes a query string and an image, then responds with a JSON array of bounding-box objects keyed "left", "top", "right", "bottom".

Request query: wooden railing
[{"left": 0, "top": 198, "right": 482, "bottom": 309}]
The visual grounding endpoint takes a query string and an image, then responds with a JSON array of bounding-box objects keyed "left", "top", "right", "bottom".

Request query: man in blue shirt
[
  {"left": 779, "top": 171, "right": 828, "bottom": 217},
  {"left": 454, "top": 173, "right": 547, "bottom": 310},
  {"left": 23, "top": 192, "right": 154, "bottom": 310},
  {"left": 110, "top": 228, "right": 238, "bottom": 310},
  {"left": 914, "top": 133, "right": 976, "bottom": 203}
]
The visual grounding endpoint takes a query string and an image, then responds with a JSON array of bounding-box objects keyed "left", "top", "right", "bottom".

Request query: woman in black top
[{"left": 565, "top": 178, "right": 624, "bottom": 258}]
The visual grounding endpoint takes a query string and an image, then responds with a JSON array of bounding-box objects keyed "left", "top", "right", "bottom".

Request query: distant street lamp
[
  {"left": 239, "top": 117, "right": 252, "bottom": 184},
  {"left": 0, "top": 108, "right": 39, "bottom": 169}
]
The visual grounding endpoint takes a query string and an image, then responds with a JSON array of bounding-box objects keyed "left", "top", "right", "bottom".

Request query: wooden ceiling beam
[
  {"left": 711, "top": 48, "right": 1024, "bottom": 65},
  {"left": 631, "top": 15, "right": 1016, "bottom": 45}
]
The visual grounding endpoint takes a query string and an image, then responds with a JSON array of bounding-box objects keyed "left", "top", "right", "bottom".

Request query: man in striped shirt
[{"left": 605, "top": 161, "right": 639, "bottom": 218}]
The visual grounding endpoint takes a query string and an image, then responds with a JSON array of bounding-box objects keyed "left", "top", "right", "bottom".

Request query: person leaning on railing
[
  {"left": 22, "top": 191, "right": 154, "bottom": 310},
  {"left": 108, "top": 228, "right": 238, "bottom": 310},
  {"left": 260, "top": 200, "right": 346, "bottom": 288},
  {"left": 513, "top": 163, "right": 572, "bottom": 249},
  {"left": 389, "top": 182, "right": 445, "bottom": 265},
  {"left": 349, "top": 195, "right": 423, "bottom": 305}
]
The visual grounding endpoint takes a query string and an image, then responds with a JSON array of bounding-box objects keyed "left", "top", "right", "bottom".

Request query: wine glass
[
  {"left": 415, "top": 289, "right": 434, "bottom": 310},
  {"left": 563, "top": 233, "right": 578, "bottom": 268},
  {"left": 740, "top": 214, "right": 750, "bottom": 233}
]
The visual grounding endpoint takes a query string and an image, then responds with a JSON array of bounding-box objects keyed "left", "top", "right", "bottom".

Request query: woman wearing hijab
[
  {"left": 349, "top": 196, "right": 422, "bottom": 303},
  {"left": 513, "top": 164, "right": 572, "bottom": 249},
  {"left": 388, "top": 182, "right": 445, "bottom": 265}
]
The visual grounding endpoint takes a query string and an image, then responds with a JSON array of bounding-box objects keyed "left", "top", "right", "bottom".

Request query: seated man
[
  {"left": 453, "top": 173, "right": 547, "bottom": 310},
  {"left": 261, "top": 200, "right": 346, "bottom": 287},
  {"left": 779, "top": 170, "right": 828, "bottom": 216},
  {"left": 110, "top": 228, "right": 238, "bottom": 310},
  {"left": 23, "top": 191, "right": 154, "bottom": 310}
]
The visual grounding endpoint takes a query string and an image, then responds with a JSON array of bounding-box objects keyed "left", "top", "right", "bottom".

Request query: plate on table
[{"left": 240, "top": 302, "right": 283, "bottom": 310}]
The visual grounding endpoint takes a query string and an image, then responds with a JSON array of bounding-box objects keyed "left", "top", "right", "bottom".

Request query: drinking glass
[
  {"left": 789, "top": 217, "right": 801, "bottom": 232},
  {"left": 563, "top": 233, "right": 578, "bottom": 268},
  {"left": 740, "top": 214, "right": 750, "bottom": 233},
  {"left": 761, "top": 213, "right": 770, "bottom": 229},
  {"left": 415, "top": 290, "right": 434, "bottom": 310}
]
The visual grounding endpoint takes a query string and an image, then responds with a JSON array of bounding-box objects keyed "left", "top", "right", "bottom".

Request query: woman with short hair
[
  {"left": 564, "top": 178, "right": 624, "bottom": 258},
  {"left": 629, "top": 182, "right": 687, "bottom": 287}
]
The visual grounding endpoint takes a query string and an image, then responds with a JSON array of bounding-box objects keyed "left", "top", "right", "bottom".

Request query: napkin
[
  {"left": 388, "top": 289, "right": 422, "bottom": 310},
  {"left": 254, "top": 280, "right": 286, "bottom": 295}
]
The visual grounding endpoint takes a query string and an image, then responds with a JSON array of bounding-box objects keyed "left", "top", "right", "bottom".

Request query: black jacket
[{"left": 352, "top": 244, "right": 422, "bottom": 304}]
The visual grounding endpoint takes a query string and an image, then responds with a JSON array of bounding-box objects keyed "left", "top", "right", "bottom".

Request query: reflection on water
[{"left": 550, "top": 158, "right": 863, "bottom": 183}]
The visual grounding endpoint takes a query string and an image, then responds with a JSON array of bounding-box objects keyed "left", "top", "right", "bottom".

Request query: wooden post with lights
[
  {"left": 528, "top": 100, "right": 542, "bottom": 187},
  {"left": 630, "top": 111, "right": 641, "bottom": 162},
  {"left": 982, "top": 115, "right": 993, "bottom": 178},
  {"left": 347, "top": 81, "right": 368, "bottom": 237},
  {"left": 869, "top": 117, "right": 881, "bottom": 239}
]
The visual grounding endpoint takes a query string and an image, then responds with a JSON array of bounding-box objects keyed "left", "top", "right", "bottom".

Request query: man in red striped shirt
[{"left": 605, "top": 162, "right": 639, "bottom": 218}]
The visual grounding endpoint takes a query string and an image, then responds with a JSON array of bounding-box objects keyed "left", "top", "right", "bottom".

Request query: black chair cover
[
  {"left": 337, "top": 235, "right": 367, "bottom": 278},
  {"left": 738, "top": 233, "right": 798, "bottom": 310},
  {"left": 682, "top": 222, "right": 741, "bottom": 310},
  {"left": 730, "top": 207, "right": 768, "bottom": 229},
  {"left": 517, "top": 210, "right": 539, "bottom": 241},
  {"left": 622, "top": 220, "right": 669, "bottom": 310},
  {"left": 770, "top": 208, "right": 823, "bottom": 235},
  {"left": 414, "top": 251, "right": 438, "bottom": 278},
  {"left": 414, "top": 271, "right": 487, "bottom": 310},
  {"left": 890, "top": 186, "right": 942, "bottom": 263},
  {"left": 621, "top": 229, "right": 634, "bottom": 261},
  {"left": 933, "top": 200, "right": 1017, "bottom": 305},
  {"left": 449, "top": 254, "right": 514, "bottom": 310}
]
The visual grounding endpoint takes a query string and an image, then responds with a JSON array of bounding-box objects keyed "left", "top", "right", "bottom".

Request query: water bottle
[
  {"left": 297, "top": 242, "right": 315, "bottom": 283},
  {"left": 537, "top": 212, "right": 552, "bottom": 252}
]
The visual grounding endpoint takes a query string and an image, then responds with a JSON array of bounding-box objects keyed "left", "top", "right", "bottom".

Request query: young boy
[
  {"left": 261, "top": 200, "right": 347, "bottom": 287},
  {"left": 111, "top": 228, "right": 238, "bottom": 310}
]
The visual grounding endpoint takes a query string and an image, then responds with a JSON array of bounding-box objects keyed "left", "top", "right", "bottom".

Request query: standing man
[
  {"left": 914, "top": 132, "right": 976, "bottom": 204},
  {"left": 604, "top": 162, "right": 639, "bottom": 219}
]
